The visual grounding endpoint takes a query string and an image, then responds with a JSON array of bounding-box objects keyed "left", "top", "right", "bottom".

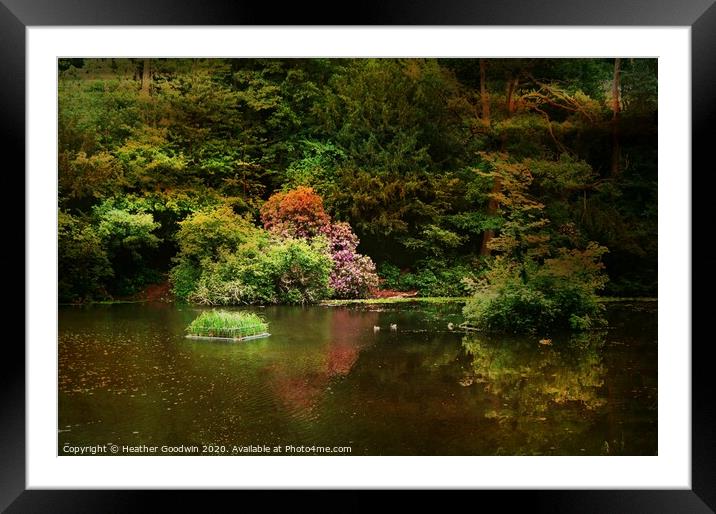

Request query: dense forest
[{"left": 58, "top": 58, "right": 657, "bottom": 331}]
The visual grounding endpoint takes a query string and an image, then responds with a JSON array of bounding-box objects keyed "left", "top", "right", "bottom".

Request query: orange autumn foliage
[{"left": 260, "top": 186, "right": 331, "bottom": 238}]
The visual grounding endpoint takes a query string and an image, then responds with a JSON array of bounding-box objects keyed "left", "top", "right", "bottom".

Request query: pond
[{"left": 58, "top": 301, "right": 657, "bottom": 456}]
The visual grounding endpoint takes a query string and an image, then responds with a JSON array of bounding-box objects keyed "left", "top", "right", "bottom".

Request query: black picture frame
[{"left": 3, "top": 0, "right": 714, "bottom": 511}]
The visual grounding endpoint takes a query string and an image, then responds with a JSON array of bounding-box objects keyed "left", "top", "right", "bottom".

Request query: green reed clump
[{"left": 186, "top": 310, "right": 268, "bottom": 338}]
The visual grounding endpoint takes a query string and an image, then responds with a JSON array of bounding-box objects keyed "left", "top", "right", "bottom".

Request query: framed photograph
[{"left": 5, "top": 0, "right": 714, "bottom": 510}]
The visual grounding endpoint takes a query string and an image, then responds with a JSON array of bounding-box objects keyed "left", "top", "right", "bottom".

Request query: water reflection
[
  {"left": 58, "top": 302, "right": 657, "bottom": 455},
  {"left": 461, "top": 332, "right": 610, "bottom": 455},
  {"left": 264, "top": 308, "right": 378, "bottom": 416}
]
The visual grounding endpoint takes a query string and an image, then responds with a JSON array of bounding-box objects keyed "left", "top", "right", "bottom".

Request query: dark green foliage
[
  {"left": 379, "top": 260, "right": 478, "bottom": 297},
  {"left": 168, "top": 260, "right": 202, "bottom": 302},
  {"left": 58, "top": 58, "right": 657, "bottom": 316},
  {"left": 283, "top": 140, "right": 345, "bottom": 195},
  {"left": 462, "top": 153, "right": 609, "bottom": 332},
  {"left": 463, "top": 245, "right": 609, "bottom": 333},
  {"left": 58, "top": 212, "right": 113, "bottom": 302},
  {"left": 402, "top": 264, "right": 477, "bottom": 298},
  {"left": 92, "top": 200, "right": 162, "bottom": 295},
  {"left": 377, "top": 263, "right": 402, "bottom": 289}
]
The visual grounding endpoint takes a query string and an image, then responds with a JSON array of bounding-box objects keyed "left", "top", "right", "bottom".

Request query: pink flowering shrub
[
  {"left": 260, "top": 187, "right": 379, "bottom": 299},
  {"left": 321, "top": 222, "right": 379, "bottom": 299}
]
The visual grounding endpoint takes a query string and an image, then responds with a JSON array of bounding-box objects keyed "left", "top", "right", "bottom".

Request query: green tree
[
  {"left": 93, "top": 201, "right": 162, "bottom": 295},
  {"left": 57, "top": 58, "right": 657, "bottom": 301},
  {"left": 463, "top": 153, "right": 608, "bottom": 332},
  {"left": 58, "top": 212, "right": 113, "bottom": 302}
]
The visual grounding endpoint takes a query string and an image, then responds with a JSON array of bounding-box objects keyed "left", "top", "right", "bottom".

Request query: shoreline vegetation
[
  {"left": 322, "top": 296, "right": 657, "bottom": 306},
  {"left": 61, "top": 295, "right": 657, "bottom": 307},
  {"left": 58, "top": 58, "right": 657, "bottom": 333}
]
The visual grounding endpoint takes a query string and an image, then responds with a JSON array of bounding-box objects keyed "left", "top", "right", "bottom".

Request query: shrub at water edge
[
  {"left": 188, "top": 237, "right": 333, "bottom": 305},
  {"left": 463, "top": 244, "right": 608, "bottom": 333}
]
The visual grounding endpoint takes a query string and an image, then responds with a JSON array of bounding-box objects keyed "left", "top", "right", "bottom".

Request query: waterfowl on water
[{"left": 390, "top": 324, "right": 397, "bottom": 330}]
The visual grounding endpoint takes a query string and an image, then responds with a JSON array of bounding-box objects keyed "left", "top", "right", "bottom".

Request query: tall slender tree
[
  {"left": 610, "top": 58, "right": 621, "bottom": 176},
  {"left": 141, "top": 58, "right": 151, "bottom": 96}
]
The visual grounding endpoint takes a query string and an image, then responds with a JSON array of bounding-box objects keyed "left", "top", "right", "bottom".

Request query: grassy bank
[
  {"left": 598, "top": 297, "right": 658, "bottom": 303},
  {"left": 320, "top": 297, "right": 470, "bottom": 306},
  {"left": 321, "top": 296, "right": 657, "bottom": 307},
  {"left": 59, "top": 299, "right": 150, "bottom": 306},
  {"left": 62, "top": 295, "right": 656, "bottom": 307}
]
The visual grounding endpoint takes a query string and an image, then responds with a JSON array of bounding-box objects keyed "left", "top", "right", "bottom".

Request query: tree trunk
[
  {"left": 141, "top": 59, "right": 151, "bottom": 96},
  {"left": 506, "top": 76, "right": 518, "bottom": 115},
  {"left": 610, "top": 58, "right": 621, "bottom": 176},
  {"left": 479, "top": 73, "right": 518, "bottom": 258},
  {"left": 479, "top": 59, "right": 490, "bottom": 126},
  {"left": 479, "top": 175, "right": 501, "bottom": 257}
]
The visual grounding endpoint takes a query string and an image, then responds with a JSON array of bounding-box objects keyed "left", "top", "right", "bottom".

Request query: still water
[{"left": 58, "top": 301, "right": 657, "bottom": 455}]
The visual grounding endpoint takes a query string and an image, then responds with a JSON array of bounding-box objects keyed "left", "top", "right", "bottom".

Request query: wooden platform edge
[{"left": 185, "top": 333, "right": 271, "bottom": 342}]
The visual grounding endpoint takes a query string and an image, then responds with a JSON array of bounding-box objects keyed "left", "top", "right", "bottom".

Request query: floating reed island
[{"left": 186, "top": 310, "right": 270, "bottom": 341}]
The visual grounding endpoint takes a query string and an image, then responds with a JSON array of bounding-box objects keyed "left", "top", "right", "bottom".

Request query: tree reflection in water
[
  {"left": 266, "top": 308, "right": 378, "bottom": 416},
  {"left": 461, "top": 331, "right": 616, "bottom": 455}
]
